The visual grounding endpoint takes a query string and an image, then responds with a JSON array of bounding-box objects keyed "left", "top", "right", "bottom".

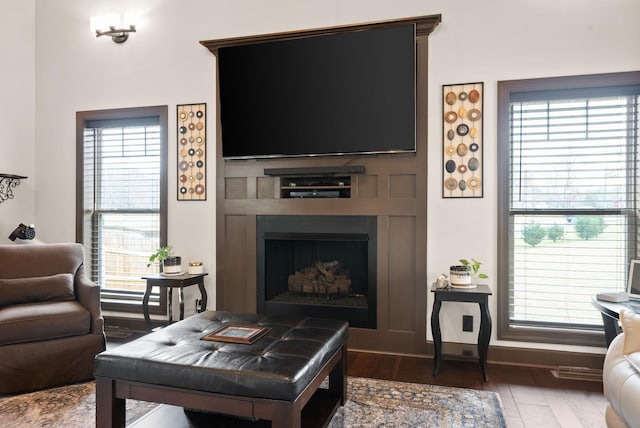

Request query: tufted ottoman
[{"left": 94, "top": 311, "right": 348, "bottom": 428}]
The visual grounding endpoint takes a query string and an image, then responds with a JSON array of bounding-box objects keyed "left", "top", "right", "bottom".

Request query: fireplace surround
[
  {"left": 202, "top": 14, "right": 440, "bottom": 354},
  {"left": 257, "top": 215, "right": 377, "bottom": 328}
]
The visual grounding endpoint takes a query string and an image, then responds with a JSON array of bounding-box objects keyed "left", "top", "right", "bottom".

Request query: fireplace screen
[{"left": 257, "top": 215, "right": 376, "bottom": 329}]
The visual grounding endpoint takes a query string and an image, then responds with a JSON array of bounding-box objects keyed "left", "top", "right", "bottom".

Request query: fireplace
[{"left": 257, "top": 215, "right": 377, "bottom": 328}]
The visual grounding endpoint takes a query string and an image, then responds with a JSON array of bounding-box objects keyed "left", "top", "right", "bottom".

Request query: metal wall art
[
  {"left": 177, "top": 103, "right": 207, "bottom": 201},
  {"left": 442, "top": 82, "right": 483, "bottom": 198}
]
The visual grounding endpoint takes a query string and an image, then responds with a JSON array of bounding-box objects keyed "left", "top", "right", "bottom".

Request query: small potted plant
[
  {"left": 147, "top": 246, "right": 182, "bottom": 274},
  {"left": 449, "top": 258, "right": 488, "bottom": 286},
  {"left": 459, "top": 258, "right": 488, "bottom": 281}
]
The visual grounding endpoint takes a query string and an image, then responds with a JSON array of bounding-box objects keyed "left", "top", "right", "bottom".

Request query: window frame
[
  {"left": 497, "top": 72, "right": 640, "bottom": 346},
  {"left": 76, "top": 106, "right": 169, "bottom": 314}
]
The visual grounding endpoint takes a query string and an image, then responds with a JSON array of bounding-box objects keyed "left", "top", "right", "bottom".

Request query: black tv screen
[{"left": 218, "top": 24, "right": 416, "bottom": 159}]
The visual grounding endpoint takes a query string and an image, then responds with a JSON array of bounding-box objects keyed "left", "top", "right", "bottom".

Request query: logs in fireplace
[{"left": 288, "top": 260, "right": 351, "bottom": 296}]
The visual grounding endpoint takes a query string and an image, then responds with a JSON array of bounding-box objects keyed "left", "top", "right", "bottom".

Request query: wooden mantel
[
  {"left": 200, "top": 14, "right": 441, "bottom": 53},
  {"left": 201, "top": 15, "right": 440, "bottom": 355}
]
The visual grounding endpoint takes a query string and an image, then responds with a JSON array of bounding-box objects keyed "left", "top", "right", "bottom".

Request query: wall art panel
[
  {"left": 177, "top": 103, "right": 207, "bottom": 201},
  {"left": 442, "top": 83, "right": 483, "bottom": 198}
]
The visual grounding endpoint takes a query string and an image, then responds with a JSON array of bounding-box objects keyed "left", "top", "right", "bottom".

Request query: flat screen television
[{"left": 218, "top": 24, "right": 416, "bottom": 159}]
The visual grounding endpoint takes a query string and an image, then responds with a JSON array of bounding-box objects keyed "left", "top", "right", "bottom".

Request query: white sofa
[{"left": 603, "top": 309, "right": 640, "bottom": 428}]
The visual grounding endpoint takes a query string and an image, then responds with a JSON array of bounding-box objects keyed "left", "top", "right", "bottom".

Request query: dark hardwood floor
[
  {"left": 107, "top": 332, "right": 608, "bottom": 427},
  {"left": 348, "top": 351, "right": 608, "bottom": 428}
]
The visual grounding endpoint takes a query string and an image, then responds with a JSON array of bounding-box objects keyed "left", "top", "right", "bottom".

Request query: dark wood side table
[
  {"left": 590, "top": 296, "right": 640, "bottom": 346},
  {"left": 141, "top": 273, "right": 208, "bottom": 330},
  {"left": 430, "top": 283, "right": 492, "bottom": 381}
]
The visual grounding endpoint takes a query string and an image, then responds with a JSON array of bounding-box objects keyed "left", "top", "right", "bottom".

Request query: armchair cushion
[
  {"left": 0, "top": 301, "right": 90, "bottom": 346},
  {"left": 0, "top": 273, "right": 75, "bottom": 308},
  {"left": 620, "top": 308, "right": 640, "bottom": 355}
]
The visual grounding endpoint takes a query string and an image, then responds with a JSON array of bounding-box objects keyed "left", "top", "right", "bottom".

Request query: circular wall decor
[
  {"left": 445, "top": 111, "right": 458, "bottom": 123},
  {"left": 456, "top": 124, "right": 469, "bottom": 137}
]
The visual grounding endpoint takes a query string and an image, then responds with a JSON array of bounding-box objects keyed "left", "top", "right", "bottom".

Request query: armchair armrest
[{"left": 75, "top": 265, "right": 104, "bottom": 335}]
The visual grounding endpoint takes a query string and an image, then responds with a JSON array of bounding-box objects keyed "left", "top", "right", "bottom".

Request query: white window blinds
[
  {"left": 508, "top": 87, "right": 640, "bottom": 328},
  {"left": 83, "top": 118, "right": 162, "bottom": 300}
]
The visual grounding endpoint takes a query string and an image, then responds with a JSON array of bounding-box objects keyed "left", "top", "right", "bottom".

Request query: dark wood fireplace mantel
[{"left": 202, "top": 15, "right": 440, "bottom": 355}]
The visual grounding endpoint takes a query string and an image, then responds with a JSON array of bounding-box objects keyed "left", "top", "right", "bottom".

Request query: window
[
  {"left": 76, "top": 106, "right": 168, "bottom": 314},
  {"left": 497, "top": 72, "right": 640, "bottom": 346}
]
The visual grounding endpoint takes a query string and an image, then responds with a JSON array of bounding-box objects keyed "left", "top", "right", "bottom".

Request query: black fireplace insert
[{"left": 257, "top": 215, "right": 376, "bottom": 329}]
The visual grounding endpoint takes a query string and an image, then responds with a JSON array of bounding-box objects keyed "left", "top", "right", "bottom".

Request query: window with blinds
[
  {"left": 498, "top": 73, "right": 640, "bottom": 346},
  {"left": 77, "top": 107, "right": 168, "bottom": 313}
]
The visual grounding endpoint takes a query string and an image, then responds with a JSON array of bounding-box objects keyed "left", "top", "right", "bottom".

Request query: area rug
[{"left": 0, "top": 377, "right": 505, "bottom": 427}]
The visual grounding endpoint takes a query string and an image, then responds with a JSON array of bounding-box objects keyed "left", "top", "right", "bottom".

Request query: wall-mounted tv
[{"left": 218, "top": 24, "right": 416, "bottom": 159}]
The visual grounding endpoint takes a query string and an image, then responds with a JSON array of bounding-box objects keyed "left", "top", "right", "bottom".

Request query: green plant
[
  {"left": 459, "top": 258, "right": 488, "bottom": 279},
  {"left": 147, "top": 246, "right": 174, "bottom": 267},
  {"left": 546, "top": 224, "right": 564, "bottom": 243},
  {"left": 574, "top": 215, "right": 606, "bottom": 240},
  {"left": 522, "top": 222, "right": 545, "bottom": 246}
]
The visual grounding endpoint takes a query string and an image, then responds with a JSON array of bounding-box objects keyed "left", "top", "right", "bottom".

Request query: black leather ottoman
[{"left": 94, "top": 311, "right": 348, "bottom": 428}]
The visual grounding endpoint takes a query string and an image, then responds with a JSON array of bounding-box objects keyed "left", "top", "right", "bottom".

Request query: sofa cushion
[
  {"left": 0, "top": 301, "right": 90, "bottom": 346},
  {"left": 620, "top": 308, "right": 640, "bottom": 355},
  {"left": 0, "top": 273, "right": 75, "bottom": 308}
]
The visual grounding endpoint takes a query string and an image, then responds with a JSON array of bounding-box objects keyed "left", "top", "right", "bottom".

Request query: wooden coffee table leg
[
  {"left": 96, "top": 377, "right": 125, "bottom": 428},
  {"left": 329, "top": 344, "right": 347, "bottom": 405}
]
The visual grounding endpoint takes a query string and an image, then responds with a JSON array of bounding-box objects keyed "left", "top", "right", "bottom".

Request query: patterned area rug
[
  {"left": 329, "top": 377, "right": 505, "bottom": 427},
  {"left": 0, "top": 382, "right": 155, "bottom": 427},
  {"left": 0, "top": 377, "right": 505, "bottom": 427}
]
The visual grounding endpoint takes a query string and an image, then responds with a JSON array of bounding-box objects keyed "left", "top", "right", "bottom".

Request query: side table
[
  {"left": 141, "top": 273, "right": 208, "bottom": 330},
  {"left": 430, "top": 283, "right": 492, "bottom": 381}
]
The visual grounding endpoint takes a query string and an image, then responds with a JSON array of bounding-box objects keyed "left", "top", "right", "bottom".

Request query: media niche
[{"left": 217, "top": 24, "right": 417, "bottom": 159}]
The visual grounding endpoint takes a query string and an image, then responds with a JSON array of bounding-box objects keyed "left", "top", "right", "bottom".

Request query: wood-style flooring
[
  {"left": 348, "top": 351, "right": 608, "bottom": 428},
  {"left": 107, "top": 333, "right": 608, "bottom": 427}
]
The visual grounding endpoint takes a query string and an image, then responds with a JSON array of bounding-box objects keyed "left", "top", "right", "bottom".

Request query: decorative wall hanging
[
  {"left": 442, "top": 82, "right": 483, "bottom": 198},
  {"left": 177, "top": 103, "right": 206, "bottom": 201}
]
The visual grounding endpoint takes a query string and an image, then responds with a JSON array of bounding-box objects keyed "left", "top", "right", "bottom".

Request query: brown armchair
[{"left": 0, "top": 243, "right": 105, "bottom": 393}]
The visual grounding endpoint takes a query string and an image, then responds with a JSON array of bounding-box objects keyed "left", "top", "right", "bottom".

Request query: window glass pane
[
  {"left": 510, "top": 96, "right": 633, "bottom": 211},
  {"left": 508, "top": 89, "right": 638, "bottom": 332},
  {"left": 511, "top": 214, "right": 628, "bottom": 327},
  {"left": 83, "top": 121, "right": 162, "bottom": 296},
  {"left": 98, "top": 213, "right": 160, "bottom": 293}
]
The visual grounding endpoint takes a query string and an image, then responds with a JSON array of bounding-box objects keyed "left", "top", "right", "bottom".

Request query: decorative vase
[
  {"left": 162, "top": 256, "right": 182, "bottom": 274},
  {"left": 449, "top": 265, "right": 471, "bottom": 285}
]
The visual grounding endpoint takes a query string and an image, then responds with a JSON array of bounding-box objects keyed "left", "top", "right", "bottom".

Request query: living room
[{"left": 1, "top": 0, "right": 639, "bottom": 426}]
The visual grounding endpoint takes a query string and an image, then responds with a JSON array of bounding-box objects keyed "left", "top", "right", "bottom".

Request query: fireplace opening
[{"left": 257, "top": 215, "right": 376, "bottom": 329}]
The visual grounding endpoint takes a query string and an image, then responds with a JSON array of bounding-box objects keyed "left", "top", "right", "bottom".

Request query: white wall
[
  {"left": 0, "top": 0, "right": 36, "bottom": 238},
  {"left": 26, "top": 0, "right": 640, "bottom": 351}
]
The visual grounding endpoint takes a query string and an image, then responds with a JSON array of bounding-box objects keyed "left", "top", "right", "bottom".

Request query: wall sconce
[
  {"left": 91, "top": 13, "right": 137, "bottom": 43},
  {"left": 0, "top": 174, "right": 26, "bottom": 204}
]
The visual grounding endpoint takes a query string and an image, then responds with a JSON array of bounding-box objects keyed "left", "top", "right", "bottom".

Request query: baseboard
[
  {"left": 104, "top": 315, "right": 165, "bottom": 333},
  {"left": 350, "top": 341, "right": 605, "bottom": 371}
]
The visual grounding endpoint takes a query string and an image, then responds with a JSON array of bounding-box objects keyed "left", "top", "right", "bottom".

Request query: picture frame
[
  {"left": 201, "top": 325, "right": 270, "bottom": 344},
  {"left": 177, "top": 103, "right": 207, "bottom": 201},
  {"left": 442, "top": 82, "right": 483, "bottom": 198}
]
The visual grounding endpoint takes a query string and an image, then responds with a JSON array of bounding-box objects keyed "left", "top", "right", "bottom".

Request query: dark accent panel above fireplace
[{"left": 257, "top": 215, "right": 377, "bottom": 328}]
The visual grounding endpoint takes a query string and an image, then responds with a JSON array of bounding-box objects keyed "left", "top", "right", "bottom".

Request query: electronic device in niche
[
  {"left": 289, "top": 190, "right": 341, "bottom": 199},
  {"left": 281, "top": 176, "right": 351, "bottom": 199}
]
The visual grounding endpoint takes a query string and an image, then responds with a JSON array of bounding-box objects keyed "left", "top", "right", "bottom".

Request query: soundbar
[{"left": 264, "top": 165, "right": 365, "bottom": 176}]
